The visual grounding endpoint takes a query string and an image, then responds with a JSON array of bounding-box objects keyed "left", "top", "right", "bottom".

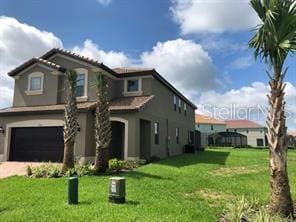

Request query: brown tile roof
[
  {"left": 113, "top": 67, "right": 154, "bottom": 74},
  {"left": 109, "top": 95, "right": 154, "bottom": 111},
  {"left": 288, "top": 132, "right": 296, "bottom": 137},
  {"left": 225, "top": 120, "right": 264, "bottom": 129},
  {"left": 8, "top": 57, "right": 66, "bottom": 76},
  {"left": 40, "top": 48, "right": 118, "bottom": 77},
  {"left": 0, "top": 96, "right": 154, "bottom": 116},
  {"left": 195, "top": 114, "right": 226, "bottom": 125},
  {"left": 113, "top": 67, "right": 197, "bottom": 109},
  {"left": 7, "top": 48, "right": 196, "bottom": 109}
]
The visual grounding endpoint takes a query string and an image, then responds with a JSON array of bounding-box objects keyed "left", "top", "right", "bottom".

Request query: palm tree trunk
[
  {"left": 62, "top": 140, "right": 75, "bottom": 172},
  {"left": 94, "top": 145, "right": 108, "bottom": 173},
  {"left": 267, "top": 73, "right": 293, "bottom": 217}
]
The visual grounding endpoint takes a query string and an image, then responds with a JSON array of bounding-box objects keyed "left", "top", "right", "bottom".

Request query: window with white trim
[
  {"left": 184, "top": 103, "right": 187, "bottom": 116},
  {"left": 74, "top": 68, "right": 88, "bottom": 98},
  {"left": 27, "top": 72, "right": 44, "bottom": 95},
  {"left": 124, "top": 78, "right": 142, "bottom": 94},
  {"left": 127, "top": 79, "right": 139, "bottom": 92},
  {"left": 76, "top": 74, "right": 85, "bottom": 97}
]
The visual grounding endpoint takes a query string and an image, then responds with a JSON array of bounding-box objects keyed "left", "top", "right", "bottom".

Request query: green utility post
[
  {"left": 109, "top": 177, "right": 126, "bottom": 204},
  {"left": 68, "top": 176, "right": 78, "bottom": 204}
]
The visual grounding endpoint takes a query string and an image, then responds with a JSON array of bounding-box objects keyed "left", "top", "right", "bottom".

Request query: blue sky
[{"left": 0, "top": 0, "right": 295, "bottom": 129}]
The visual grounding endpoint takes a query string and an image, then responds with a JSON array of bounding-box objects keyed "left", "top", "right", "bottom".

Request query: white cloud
[
  {"left": 73, "top": 38, "right": 220, "bottom": 95},
  {"left": 72, "top": 40, "right": 131, "bottom": 68},
  {"left": 171, "top": 0, "right": 259, "bottom": 34},
  {"left": 0, "top": 16, "right": 63, "bottom": 109},
  {"left": 230, "top": 56, "right": 254, "bottom": 70},
  {"left": 199, "top": 82, "right": 268, "bottom": 109},
  {"left": 201, "top": 36, "right": 247, "bottom": 56},
  {"left": 197, "top": 82, "right": 296, "bottom": 130},
  {"left": 96, "top": 0, "right": 112, "bottom": 5},
  {"left": 141, "top": 38, "right": 220, "bottom": 95}
]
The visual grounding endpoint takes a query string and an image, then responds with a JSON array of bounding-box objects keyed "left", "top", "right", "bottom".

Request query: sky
[{"left": 0, "top": 0, "right": 295, "bottom": 130}]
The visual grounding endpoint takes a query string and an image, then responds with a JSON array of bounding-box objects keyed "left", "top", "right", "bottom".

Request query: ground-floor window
[
  {"left": 188, "top": 131, "right": 194, "bottom": 144},
  {"left": 154, "top": 122, "right": 159, "bottom": 144},
  {"left": 257, "top": 138, "right": 264, "bottom": 146},
  {"left": 176, "top": 127, "right": 179, "bottom": 144}
]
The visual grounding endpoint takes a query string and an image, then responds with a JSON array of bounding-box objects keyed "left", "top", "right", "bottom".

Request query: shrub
[
  {"left": 27, "top": 163, "right": 96, "bottom": 178},
  {"left": 73, "top": 164, "right": 96, "bottom": 176},
  {"left": 28, "top": 163, "right": 62, "bottom": 178},
  {"left": 26, "top": 166, "right": 32, "bottom": 176},
  {"left": 124, "top": 159, "right": 146, "bottom": 170},
  {"left": 108, "top": 158, "right": 125, "bottom": 172},
  {"left": 222, "top": 197, "right": 287, "bottom": 222}
]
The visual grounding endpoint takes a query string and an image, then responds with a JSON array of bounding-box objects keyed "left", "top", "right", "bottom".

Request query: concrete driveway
[{"left": 0, "top": 162, "right": 42, "bottom": 179}]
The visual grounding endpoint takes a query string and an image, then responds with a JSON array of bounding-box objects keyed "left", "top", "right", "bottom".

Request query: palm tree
[
  {"left": 249, "top": 0, "right": 296, "bottom": 217},
  {"left": 94, "top": 74, "right": 111, "bottom": 173},
  {"left": 62, "top": 70, "right": 80, "bottom": 172}
]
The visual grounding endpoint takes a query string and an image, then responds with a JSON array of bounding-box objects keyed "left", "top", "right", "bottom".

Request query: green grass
[{"left": 1, "top": 148, "right": 296, "bottom": 221}]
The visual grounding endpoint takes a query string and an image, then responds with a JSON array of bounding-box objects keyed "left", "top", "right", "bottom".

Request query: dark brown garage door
[{"left": 9, "top": 127, "right": 64, "bottom": 162}]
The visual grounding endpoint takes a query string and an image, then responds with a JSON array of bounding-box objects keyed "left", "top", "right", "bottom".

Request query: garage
[{"left": 9, "top": 127, "right": 64, "bottom": 162}]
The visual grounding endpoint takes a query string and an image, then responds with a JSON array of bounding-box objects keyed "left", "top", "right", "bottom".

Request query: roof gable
[
  {"left": 40, "top": 48, "right": 118, "bottom": 77},
  {"left": 8, "top": 57, "right": 66, "bottom": 77}
]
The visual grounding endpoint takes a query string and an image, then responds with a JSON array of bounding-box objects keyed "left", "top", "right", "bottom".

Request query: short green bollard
[
  {"left": 68, "top": 176, "right": 78, "bottom": 205},
  {"left": 109, "top": 177, "right": 126, "bottom": 204}
]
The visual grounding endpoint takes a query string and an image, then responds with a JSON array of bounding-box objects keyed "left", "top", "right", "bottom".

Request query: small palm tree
[
  {"left": 94, "top": 74, "right": 111, "bottom": 173},
  {"left": 249, "top": 0, "right": 296, "bottom": 217},
  {"left": 62, "top": 70, "right": 79, "bottom": 172}
]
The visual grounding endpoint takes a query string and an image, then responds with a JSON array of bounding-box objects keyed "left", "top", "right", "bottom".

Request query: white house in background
[
  {"left": 195, "top": 114, "right": 226, "bottom": 147},
  {"left": 225, "top": 120, "right": 267, "bottom": 147}
]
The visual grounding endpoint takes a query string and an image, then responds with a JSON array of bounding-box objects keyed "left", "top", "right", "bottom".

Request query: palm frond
[{"left": 249, "top": 0, "right": 296, "bottom": 71}]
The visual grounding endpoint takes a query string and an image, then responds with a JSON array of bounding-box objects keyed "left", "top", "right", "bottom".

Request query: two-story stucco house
[
  {"left": 225, "top": 120, "right": 267, "bottom": 147},
  {"left": 195, "top": 114, "right": 226, "bottom": 147},
  {"left": 0, "top": 48, "right": 196, "bottom": 163}
]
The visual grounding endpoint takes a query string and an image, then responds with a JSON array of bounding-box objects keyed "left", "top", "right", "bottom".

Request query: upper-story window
[
  {"left": 211, "top": 125, "right": 214, "bottom": 131},
  {"left": 173, "top": 95, "right": 177, "bottom": 111},
  {"left": 127, "top": 79, "right": 139, "bottom": 92},
  {"left": 74, "top": 68, "right": 88, "bottom": 100},
  {"left": 124, "top": 78, "right": 142, "bottom": 95},
  {"left": 184, "top": 103, "right": 187, "bottom": 116},
  {"left": 178, "top": 99, "right": 182, "bottom": 113},
  {"left": 76, "top": 74, "right": 85, "bottom": 97},
  {"left": 26, "top": 72, "right": 44, "bottom": 95}
]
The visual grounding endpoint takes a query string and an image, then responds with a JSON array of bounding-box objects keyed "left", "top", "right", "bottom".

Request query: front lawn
[{"left": 1, "top": 148, "right": 296, "bottom": 221}]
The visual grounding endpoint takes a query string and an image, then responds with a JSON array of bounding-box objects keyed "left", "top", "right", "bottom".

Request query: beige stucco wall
[
  {"left": 13, "top": 65, "right": 59, "bottom": 107},
  {"left": 0, "top": 112, "right": 89, "bottom": 161},
  {"left": 227, "top": 128, "right": 267, "bottom": 147},
  {"left": 5, "top": 54, "right": 196, "bottom": 162},
  {"left": 49, "top": 55, "right": 119, "bottom": 103},
  {"left": 138, "top": 78, "right": 196, "bottom": 158}
]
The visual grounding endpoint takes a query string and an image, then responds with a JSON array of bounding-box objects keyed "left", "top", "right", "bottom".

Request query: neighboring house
[
  {"left": 288, "top": 132, "right": 296, "bottom": 147},
  {"left": 195, "top": 114, "right": 226, "bottom": 147},
  {"left": 225, "top": 120, "right": 267, "bottom": 147},
  {"left": 0, "top": 48, "right": 196, "bottom": 163}
]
